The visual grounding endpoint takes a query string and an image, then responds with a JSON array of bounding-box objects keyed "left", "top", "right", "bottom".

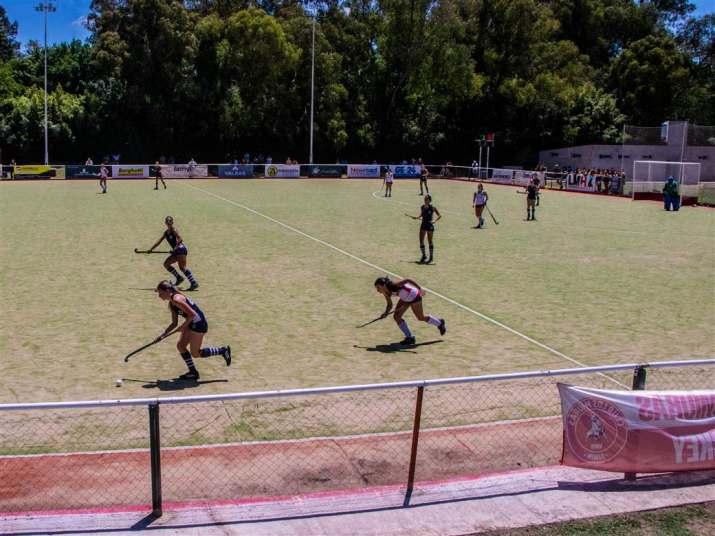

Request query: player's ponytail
[{"left": 156, "top": 280, "right": 177, "bottom": 293}]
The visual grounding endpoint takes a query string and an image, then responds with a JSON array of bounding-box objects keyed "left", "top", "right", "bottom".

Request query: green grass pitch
[{"left": 0, "top": 178, "right": 713, "bottom": 403}]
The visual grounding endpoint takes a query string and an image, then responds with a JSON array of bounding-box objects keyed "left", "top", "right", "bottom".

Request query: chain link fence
[{"left": 0, "top": 360, "right": 712, "bottom": 515}]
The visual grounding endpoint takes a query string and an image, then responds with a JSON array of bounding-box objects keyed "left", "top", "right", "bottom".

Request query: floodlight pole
[
  {"left": 309, "top": 14, "right": 316, "bottom": 164},
  {"left": 36, "top": 2, "right": 56, "bottom": 166}
]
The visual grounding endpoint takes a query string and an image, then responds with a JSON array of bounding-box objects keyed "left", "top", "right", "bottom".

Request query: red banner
[{"left": 558, "top": 384, "right": 715, "bottom": 473}]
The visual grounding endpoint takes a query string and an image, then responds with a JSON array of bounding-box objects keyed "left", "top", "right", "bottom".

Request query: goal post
[{"left": 631, "top": 160, "right": 701, "bottom": 205}]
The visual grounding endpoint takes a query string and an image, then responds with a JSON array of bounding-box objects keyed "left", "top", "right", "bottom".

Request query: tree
[
  {"left": 609, "top": 33, "right": 691, "bottom": 124},
  {"left": 0, "top": 6, "right": 19, "bottom": 62}
]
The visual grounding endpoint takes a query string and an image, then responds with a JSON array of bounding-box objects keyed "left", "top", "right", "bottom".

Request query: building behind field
[{"left": 539, "top": 121, "right": 715, "bottom": 182}]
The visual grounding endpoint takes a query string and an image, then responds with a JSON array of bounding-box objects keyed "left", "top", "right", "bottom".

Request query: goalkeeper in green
[{"left": 663, "top": 176, "right": 680, "bottom": 211}]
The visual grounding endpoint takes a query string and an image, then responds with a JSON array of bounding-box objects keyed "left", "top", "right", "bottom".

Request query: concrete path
[{"left": 2, "top": 466, "right": 713, "bottom": 535}]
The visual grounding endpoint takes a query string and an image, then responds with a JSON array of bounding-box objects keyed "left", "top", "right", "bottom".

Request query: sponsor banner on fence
[
  {"left": 513, "top": 170, "right": 544, "bottom": 186},
  {"left": 218, "top": 164, "right": 254, "bottom": 178},
  {"left": 67, "top": 165, "right": 102, "bottom": 179},
  {"left": 160, "top": 164, "right": 208, "bottom": 178},
  {"left": 348, "top": 164, "right": 381, "bottom": 178},
  {"left": 490, "top": 168, "right": 514, "bottom": 184},
  {"left": 14, "top": 165, "right": 58, "bottom": 178},
  {"left": 112, "top": 165, "right": 150, "bottom": 178},
  {"left": 389, "top": 165, "right": 421, "bottom": 178},
  {"left": 307, "top": 165, "right": 344, "bottom": 178},
  {"left": 265, "top": 164, "right": 300, "bottom": 178},
  {"left": 558, "top": 384, "right": 715, "bottom": 473}
]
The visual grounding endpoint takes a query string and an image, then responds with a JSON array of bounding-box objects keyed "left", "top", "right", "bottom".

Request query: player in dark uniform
[
  {"left": 153, "top": 161, "right": 166, "bottom": 190},
  {"left": 155, "top": 280, "right": 231, "bottom": 380},
  {"left": 525, "top": 177, "right": 539, "bottom": 221},
  {"left": 148, "top": 216, "right": 200, "bottom": 290},
  {"left": 408, "top": 195, "right": 442, "bottom": 264},
  {"left": 374, "top": 276, "right": 446, "bottom": 345},
  {"left": 419, "top": 165, "right": 430, "bottom": 195}
]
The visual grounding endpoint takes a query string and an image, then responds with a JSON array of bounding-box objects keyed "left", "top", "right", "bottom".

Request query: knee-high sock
[
  {"left": 182, "top": 268, "right": 197, "bottom": 285},
  {"left": 180, "top": 351, "right": 197, "bottom": 371},
  {"left": 167, "top": 266, "right": 180, "bottom": 279},
  {"left": 200, "top": 347, "right": 225, "bottom": 357},
  {"left": 398, "top": 320, "right": 413, "bottom": 337},
  {"left": 428, "top": 245, "right": 434, "bottom": 258},
  {"left": 420, "top": 245, "right": 426, "bottom": 258},
  {"left": 426, "top": 315, "right": 441, "bottom": 326}
]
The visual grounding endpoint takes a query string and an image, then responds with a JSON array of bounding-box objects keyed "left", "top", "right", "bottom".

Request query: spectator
[
  {"left": 168, "top": 156, "right": 176, "bottom": 164},
  {"left": 266, "top": 155, "right": 273, "bottom": 164},
  {"left": 85, "top": 157, "right": 94, "bottom": 166},
  {"left": 663, "top": 176, "right": 680, "bottom": 211},
  {"left": 160, "top": 155, "right": 167, "bottom": 165},
  {"left": 9, "top": 158, "right": 16, "bottom": 179}
]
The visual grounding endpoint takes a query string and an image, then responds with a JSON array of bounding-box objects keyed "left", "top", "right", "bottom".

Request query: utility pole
[
  {"left": 309, "top": 14, "right": 316, "bottom": 164},
  {"left": 36, "top": 2, "right": 56, "bottom": 165}
]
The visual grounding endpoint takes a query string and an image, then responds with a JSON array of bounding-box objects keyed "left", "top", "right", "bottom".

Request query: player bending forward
[
  {"left": 148, "top": 216, "right": 199, "bottom": 290},
  {"left": 155, "top": 280, "right": 231, "bottom": 380},
  {"left": 374, "top": 276, "right": 446, "bottom": 345}
]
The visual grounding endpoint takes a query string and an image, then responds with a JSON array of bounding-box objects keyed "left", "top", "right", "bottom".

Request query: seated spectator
[
  {"left": 266, "top": 155, "right": 273, "bottom": 164},
  {"left": 85, "top": 157, "right": 94, "bottom": 166}
]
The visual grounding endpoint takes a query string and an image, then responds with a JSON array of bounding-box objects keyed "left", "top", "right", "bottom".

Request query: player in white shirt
[{"left": 374, "top": 276, "right": 446, "bottom": 345}]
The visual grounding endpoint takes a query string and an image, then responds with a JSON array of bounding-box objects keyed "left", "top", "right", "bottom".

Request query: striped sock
[
  {"left": 426, "top": 315, "right": 441, "bottom": 326},
  {"left": 398, "top": 320, "right": 412, "bottom": 337},
  {"left": 182, "top": 268, "right": 197, "bottom": 285},
  {"left": 180, "top": 351, "right": 196, "bottom": 371},
  {"left": 200, "top": 347, "right": 224, "bottom": 358},
  {"left": 167, "top": 266, "right": 180, "bottom": 279}
]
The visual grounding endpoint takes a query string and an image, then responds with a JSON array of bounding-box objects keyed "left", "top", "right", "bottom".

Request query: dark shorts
[
  {"left": 421, "top": 223, "right": 434, "bottom": 232},
  {"left": 190, "top": 319, "right": 208, "bottom": 333},
  {"left": 171, "top": 245, "right": 188, "bottom": 256}
]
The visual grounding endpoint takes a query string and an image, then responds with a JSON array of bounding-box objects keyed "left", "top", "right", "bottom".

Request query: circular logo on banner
[
  {"left": 565, "top": 397, "right": 629, "bottom": 464},
  {"left": 267, "top": 165, "right": 279, "bottom": 177}
]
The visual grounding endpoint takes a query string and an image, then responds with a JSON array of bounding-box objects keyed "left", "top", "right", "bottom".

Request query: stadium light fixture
[{"left": 36, "top": 2, "right": 56, "bottom": 166}]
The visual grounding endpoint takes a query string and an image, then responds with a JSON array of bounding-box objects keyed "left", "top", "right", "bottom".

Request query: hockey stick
[
  {"left": 404, "top": 213, "right": 418, "bottom": 219},
  {"left": 124, "top": 329, "right": 179, "bottom": 362},
  {"left": 134, "top": 248, "right": 172, "bottom": 254},
  {"left": 485, "top": 205, "right": 499, "bottom": 225},
  {"left": 356, "top": 313, "right": 390, "bottom": 328}
]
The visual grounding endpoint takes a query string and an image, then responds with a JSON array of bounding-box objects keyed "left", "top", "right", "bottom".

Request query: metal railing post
[
  {"left": 149, "top": 402, "right": 163, "bottom": 517},
  {"left": 405, "top": 385, "right": 425, "bottom": 504},
  {"left": 625, "top": 366, "right": 647, "bottom": 481}
]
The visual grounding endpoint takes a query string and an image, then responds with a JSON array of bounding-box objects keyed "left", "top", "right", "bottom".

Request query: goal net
[{"left": 631, "top": 160, "right": 701, "bottom": 204}]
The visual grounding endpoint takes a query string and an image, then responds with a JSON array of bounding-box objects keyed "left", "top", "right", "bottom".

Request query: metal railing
[{"left": 0, "top": 359, "right": 712, "bottom": 516}]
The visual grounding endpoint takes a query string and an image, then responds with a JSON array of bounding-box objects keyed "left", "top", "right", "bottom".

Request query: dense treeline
[{"left": 0, "top": 1, "right": 712, "bottom": 164}]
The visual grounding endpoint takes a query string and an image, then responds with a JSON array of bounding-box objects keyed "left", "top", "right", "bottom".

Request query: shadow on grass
[
  {"left": 121, "top": 377, "right": 228, "bottom": 391},
  {"left": 354, "top": 340, "right": 443, "bottom": 354}
]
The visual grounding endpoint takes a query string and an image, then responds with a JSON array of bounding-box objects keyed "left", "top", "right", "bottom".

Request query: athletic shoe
[
  {"left": 174, "top": 275, "right": 185, "bottom": 286},
  {"left": 188, "top": 282, "right": 199, "bottom": 291},
  {"left": 163, "top": 183, "right": 167, "bottom": 189},
  {"left": 438, "top": 318, "right": 447, "bottom": 336},
  {"left": 223, "top": 346, "right": 232, "bottom": 367},
  {"left": 154, "top": 186, "right": 159, "bottom": 190},
  {"left": 179, "top": 370, "right": 200, "bottom": 380},
  {"left": 418, "top": 256, "right": 427, "bottom": 264},
  {"left": 427, "top": 257, "right": 433, "bottom": 264},
  {"left": 400, "top": 336, "right": 416, "bottom": 345}
]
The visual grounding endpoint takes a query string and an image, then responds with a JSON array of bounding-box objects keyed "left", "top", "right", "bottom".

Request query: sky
[{"left": 3, "top": 0, "right": 715, "bottom": 48}]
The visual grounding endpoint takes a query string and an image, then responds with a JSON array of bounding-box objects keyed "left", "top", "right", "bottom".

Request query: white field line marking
[{"left": 179, "top": 181, "right": 627, "bottom": 388}]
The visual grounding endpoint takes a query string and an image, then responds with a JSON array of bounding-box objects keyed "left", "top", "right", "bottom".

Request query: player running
[
  {"left": 408, "top": 195, "right": 441, "bottom": 264},
  {"left": 374, "top": 276, "right": 446, "bottom": 345},
  {"left": 148, "top": 216, "right": 200, "bottom": 290},
  {"left": 99, "top": 164, "right": 109, "bottom": 193},
  {"left": 153, "top": 161, "right": 167, "bottom": 190},
  {"left": 155, "top": 280, "right": 230, "bottom": 380},
  {"left": 472, "top": 183, "right": 488, "bottom": 228},
  {"left": 383, "top": 169, "right": 394, "bottom": 197}
]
